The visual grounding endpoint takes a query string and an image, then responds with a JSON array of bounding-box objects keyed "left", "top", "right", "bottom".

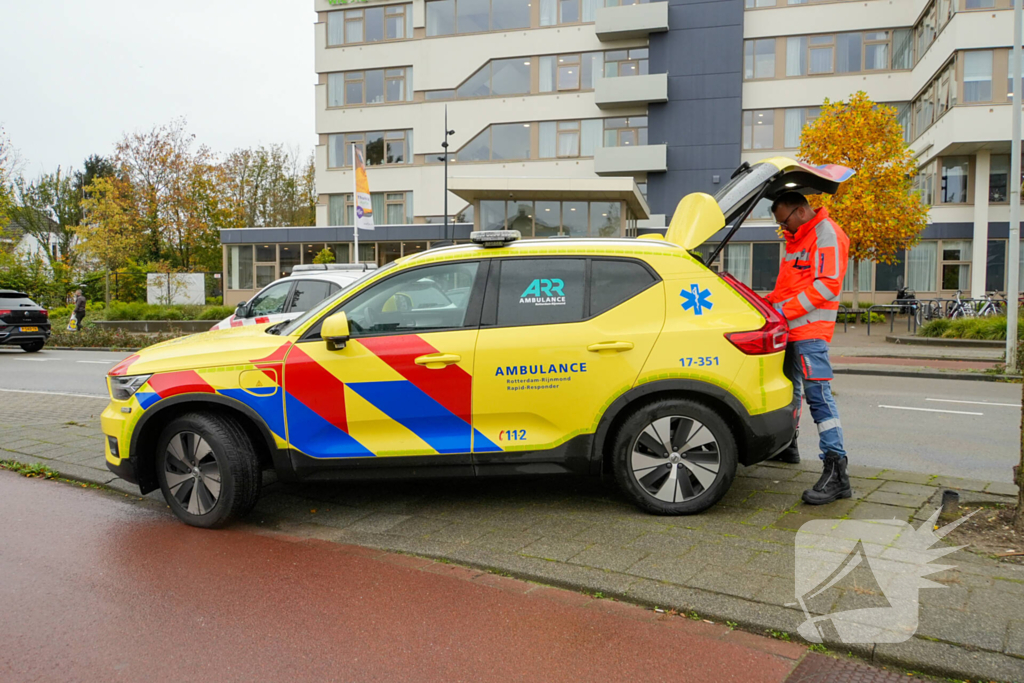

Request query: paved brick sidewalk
[{"left": 2, "top": 391, "right": 1022, "bottom": 682}]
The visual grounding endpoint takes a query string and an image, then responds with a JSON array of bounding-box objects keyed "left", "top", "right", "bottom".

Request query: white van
[{"left": 211, "top": 264, "right": 376, "bottom": 331}]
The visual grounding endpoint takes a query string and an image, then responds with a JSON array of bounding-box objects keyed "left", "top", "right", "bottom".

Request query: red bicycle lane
[{"left": 0, "top": 471, "right": 804, "bottom": 683}]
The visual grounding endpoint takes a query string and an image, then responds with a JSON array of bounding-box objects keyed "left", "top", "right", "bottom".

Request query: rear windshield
[
  {"left": 713, "top": 163, "right": 777, "bottom": 222},
  {"left": 0, "top": 293, "right": 38, "bottom": 307}
]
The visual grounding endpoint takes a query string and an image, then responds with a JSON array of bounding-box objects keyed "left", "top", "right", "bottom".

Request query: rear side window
[
  {"left": 496, "top": 259, "right": 586, "bottom": 327},
  {"left": 590, "top": 259, "right": 656, "bottom": 317},
  {"left": 289, "top": 280, "right": 333, "bottom": 313}
]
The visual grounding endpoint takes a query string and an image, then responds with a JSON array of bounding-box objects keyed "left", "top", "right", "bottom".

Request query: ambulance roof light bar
[{"left": 470, "top": 230, "right": 521, "bottom": 248}]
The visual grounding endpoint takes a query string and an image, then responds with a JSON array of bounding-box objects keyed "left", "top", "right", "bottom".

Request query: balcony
[
  {"left": 595, "top": 2, "right": 669, "bottom": 41},
  {"left": 594, "top": 144, "right": 667, "bottom": 176},
  {"left": 595, "top": 73, "right": 668, "bottom": 110}
]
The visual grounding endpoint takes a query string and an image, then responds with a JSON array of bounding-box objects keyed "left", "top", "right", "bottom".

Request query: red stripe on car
[
  {"left": 359, "top": 335, "right": 472, "bottom": 425},
  {"left": 108, "top": 354, "right": 140, "bottom": 377},
  {"left": 279, "top": 344, "right": 349, "bottom": 432},
  {"left": 146, "top": 370, "right": 216, "bottom": 398}
]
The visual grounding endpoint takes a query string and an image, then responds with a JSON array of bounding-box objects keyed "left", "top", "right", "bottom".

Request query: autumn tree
[
  {"left": 0, "top": 126, "right": 14, "bottom": 235},
  {"left": 799, "top": 91, "right": 929, "bottom": 310},
  {"left": 10, "top": 168, "right": 84, "bottom": 277},
  {"left": 223, "top": 144, "right": 316, "bottom": 227},
  {"left": 77, "top": 175, "right": 144, "bottom": 304}
]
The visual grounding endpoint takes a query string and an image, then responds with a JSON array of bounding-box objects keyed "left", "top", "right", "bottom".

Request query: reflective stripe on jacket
[{"left": 765, "top": 207, "right": 849, "bottom": 342}]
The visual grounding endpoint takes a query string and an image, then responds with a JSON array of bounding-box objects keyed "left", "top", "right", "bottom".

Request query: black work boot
[
  {"left": 802, "top": 451, "right": 852, "bottom": 505},
  {"left": 771, "top": 440, "right": 800, "bottom": 464}
]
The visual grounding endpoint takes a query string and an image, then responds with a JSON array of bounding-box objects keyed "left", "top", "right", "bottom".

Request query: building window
[
  {"left": 906, "top": 242, "right": 937, "bottom": 292},
  {"left": 744, "top": 39, "right": 775, "bottom": 79},
  {"left": 990, "top": 154, "right": 1010, "bottom": 202},
  {"left": 226, "top": 245, "right": 254, "bottom": 290},
  {"left": 328, "top": 192, "right": 413, "bottom": 226},
  {"left": 327, "top": 4, "right": 412, "bottom": 46},
  {"left": 604, "top": 48, "right": 649, "bottom": 77},
  {"left": 327, "top": 67, "right": 413, "bottom": 107},
  {"left": 875, "top": 251, "right": 905, "bottom": 292},
  {"left": 751, "top": 243, "right": 780, "bottom": 291},
  {"left": 915, "top": 3, "right": 937, "bottom": 61},
  {"left": 786, "top": 37, "right": 807, "bottom": 76},
  {"left": 809, "top": 35, "right": 834, "bottom": 74},
  {"left": 963, "top": 50, "right": 993, "bottom": 103},
  {"left": 940, "top": 157, "right": 969, "bottom": 203},
  {"left": 743, "top": 110, "right": 775, "bottom": 150},
  {"left": 892, "top": 29, "right": 913, "bottom": 69},
  {"left": 864, "top": 31, "right": 889, "bottom": 70},
  {"left": 783, "top": 107, "right": 819, "bottom": 148},
  {"left": 986, "top": 239, "right": 1005, "bottom": 292},
  {"left": 456, "top": 123, "right": 533, "bottom": 162},
  {"left": 724, "top": 244, "right": 752, "bottom": 287},
  {"left": 745, "top": 0, "right": 776, "bottom": 6},
  {"left": 541, "top": 0, "right": 600, "bottom": 26},
  {"left": 279, "top": 244, "right": 300, "bottom": 278},
  {"left": 966, "top": 0, "right": 995, "bottom": 8},
  {"left": 426, "top": 0, "right": 532, "bottom": 34},
  {"left": 843, "top": 259, "right": 873, "bottom": 292},
  {"left": 255, "top": 244, "right": 276, "bottom": 289},
  {"left": 604, "top": 117, "right": 647, "bottom": 147},
  {"left": 458, "top": 57, "right": 532, "bottom": 98},
  {"left": 539, "top": 119, "right": 603, "bottom": 158},
  {"left": 940, "top": 240, "right": 971, "bottom": 290},
  {"left": 328, "top": 130, "right": 413, "bottom": 168},
  {"left": 540, "top": 53, "right": 602, "bottom": 92},
  {"left": 479, "top": 200, "right": 623, "bottom": 237},
  {"left": 1008, "top": 50, "right": 1023, "bottom": 101}
]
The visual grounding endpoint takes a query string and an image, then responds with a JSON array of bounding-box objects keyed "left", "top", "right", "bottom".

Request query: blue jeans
[{"left": 784, "top": 339, "right": 846, "bottom": 459}]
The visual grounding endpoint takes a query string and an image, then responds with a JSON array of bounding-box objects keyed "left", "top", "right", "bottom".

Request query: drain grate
[{"left": 785, "top": 653, "right": 919, "bottom": 683}]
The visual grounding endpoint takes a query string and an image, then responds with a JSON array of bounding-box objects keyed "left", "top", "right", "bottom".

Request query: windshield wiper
[{"left": 266, "top": 320, "right": 291, "bottom": 335}]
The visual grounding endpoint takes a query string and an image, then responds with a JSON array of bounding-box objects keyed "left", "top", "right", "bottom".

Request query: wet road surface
[{"left": 0, "top": 471, "right": 800, "bottom": 683}]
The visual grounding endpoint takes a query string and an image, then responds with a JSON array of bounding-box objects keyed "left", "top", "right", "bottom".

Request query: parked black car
[{"left": 0, "top": 290, "right": 51, "bottom": 352}]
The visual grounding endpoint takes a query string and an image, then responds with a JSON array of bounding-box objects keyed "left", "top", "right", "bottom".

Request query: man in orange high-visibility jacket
[{"left": 765, "top": 192, "right": 851, "bottom": 505}]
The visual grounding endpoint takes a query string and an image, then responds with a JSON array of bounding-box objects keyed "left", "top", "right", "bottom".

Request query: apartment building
[{"left": 219, "top": 0, "right": 1022, "bottom": 307}]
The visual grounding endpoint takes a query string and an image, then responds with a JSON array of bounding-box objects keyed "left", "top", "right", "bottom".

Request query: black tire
[
  {"left": 612, "top": 398, "right": 738, "bottom": 515},
  {"left": 156, "top": 412, "right": 261, "bottom": 528},
  {"left": 20, "top": 341, "right": 44, "bottom": 353}
]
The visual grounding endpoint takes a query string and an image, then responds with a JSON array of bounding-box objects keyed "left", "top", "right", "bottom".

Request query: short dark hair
[{"left": 771, "top": 192, "right": 810, "bottom": 214}]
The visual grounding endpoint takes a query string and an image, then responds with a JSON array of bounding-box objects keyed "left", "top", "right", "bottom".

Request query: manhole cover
[{"left": 785, "top": 653, "right": 917, "bottom": 683}]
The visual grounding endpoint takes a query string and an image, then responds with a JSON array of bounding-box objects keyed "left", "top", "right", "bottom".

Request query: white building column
[{"left": 971, "top": 150, "right": 991, "bottom": 297}]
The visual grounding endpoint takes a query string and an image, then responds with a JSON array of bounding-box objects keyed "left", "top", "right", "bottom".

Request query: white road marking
[
  {"left": 926, "top": 398, "right": 1020, "bottom": 408},
  {"left": 76, "top": 360, "right": 117, "bottom": 364},
  {"left": 878, "top": 404, "right": 983, "bottom": 416},
  {"left": 0, "top": 388, "right": 108, "bottom": 399},
  {"left": 15, "top": 358, "right": 59, "bottom": 362}
]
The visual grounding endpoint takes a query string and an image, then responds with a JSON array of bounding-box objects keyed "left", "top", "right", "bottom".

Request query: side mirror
[
  {"left": 235, "top": 302, "right": 250, "bottom": 319},
  {"left": 322, "top": 311, "right": 351, "bottom": 351}
]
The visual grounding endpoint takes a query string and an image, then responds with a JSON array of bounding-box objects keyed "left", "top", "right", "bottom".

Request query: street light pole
[
  {"left": 1009, "top": 0, "right": 1022, "bottom": 372},
  {"left": 438, "top": 106, "right": 455, "bottom": 242}
]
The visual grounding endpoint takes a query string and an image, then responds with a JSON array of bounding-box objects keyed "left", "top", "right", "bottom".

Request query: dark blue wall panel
[{"left": 648, "top": 0, "right": 744, "bottom": 221}]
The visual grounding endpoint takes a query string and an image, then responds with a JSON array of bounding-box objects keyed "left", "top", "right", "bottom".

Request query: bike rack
[
  {"left": 866, "top": 304, "right": 917, "bottom": 336},
  {"left": 837, "top": 305, "right": 849, "bottom": 333}
]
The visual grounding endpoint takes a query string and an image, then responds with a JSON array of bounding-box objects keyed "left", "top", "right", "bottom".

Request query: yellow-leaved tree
[{"left": 799, "top": 91, "right": 929, "bottom": 311}]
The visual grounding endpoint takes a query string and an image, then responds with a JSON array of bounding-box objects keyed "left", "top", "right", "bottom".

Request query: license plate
[{"left": 20, "top": 327, "right": 38, "bottom": 332}]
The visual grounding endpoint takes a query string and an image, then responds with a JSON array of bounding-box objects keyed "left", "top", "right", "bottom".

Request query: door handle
[
  {"left": 414, "top": 353, "right": 462, "bottom": 369},
  {"left": 587, "top": 341, "right": 634, "bottom": 354}
]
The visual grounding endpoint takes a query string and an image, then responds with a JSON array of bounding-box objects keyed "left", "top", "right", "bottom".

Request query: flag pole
[{"left": 352, "top": 143, "right": 359, "bottom": 264}]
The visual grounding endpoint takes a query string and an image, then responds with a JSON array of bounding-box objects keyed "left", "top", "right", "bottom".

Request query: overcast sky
[{"left": 0, "top": 1, "right": 315, "bottom": 177}]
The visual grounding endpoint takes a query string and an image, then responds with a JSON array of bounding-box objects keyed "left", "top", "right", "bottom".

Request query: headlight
[{"left": 109, "top": 374, "right": 152, "bottom": 401}]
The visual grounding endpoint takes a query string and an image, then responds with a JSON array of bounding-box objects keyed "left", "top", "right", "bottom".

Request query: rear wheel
[
  {"left": 156, "top": 412, "right": 261, "bottom": 528},
  {"left": 20, "top": 341, "right": 44, "bottom": 353},
  {"left": 612, "top": 398, "right": 737, "bottom": 515}
]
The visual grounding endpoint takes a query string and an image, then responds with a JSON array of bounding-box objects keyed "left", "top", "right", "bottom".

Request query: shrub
[
  {"left": 206, "top": 296, "right": 223, "bottom": 306},
  {"left": 47, "top": 325, "right": 187, "bottom": 350},
  {"left": 918, "top": 315, "right": 1024, "bottom": 340},
  {"left": 199, "top": 305, "right": 233, "bottom": 320}
]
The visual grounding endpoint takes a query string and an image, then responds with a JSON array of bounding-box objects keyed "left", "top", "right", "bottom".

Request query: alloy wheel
[
  {"left": 164, "top": 431, "right": 222, "bottom": 516},
  {"left": 630, "top": 416, "right": 721, "bottom": 504}
]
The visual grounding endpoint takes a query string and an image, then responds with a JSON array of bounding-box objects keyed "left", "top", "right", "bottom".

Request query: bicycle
[
  {"left": 946, "top": 290, "right": 973, "bottom": 319},
  {"left": 975, "top": 292, "right": 1005, "bottom": 317}
]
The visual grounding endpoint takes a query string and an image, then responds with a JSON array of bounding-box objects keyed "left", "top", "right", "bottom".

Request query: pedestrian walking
[
  {"left": 73, "top": 289, "right": 86, "bottom": 333},
  {"left": 764, "top": 193, "right": 851, "bottom": 505}
]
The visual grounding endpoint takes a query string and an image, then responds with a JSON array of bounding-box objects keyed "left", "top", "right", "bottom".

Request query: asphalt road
[
  {"left": 0, "top": 471, "right": 800, "bottom": 683},
  {"left": 1, "top": 347, "right": 1019, "bottom": 482}
]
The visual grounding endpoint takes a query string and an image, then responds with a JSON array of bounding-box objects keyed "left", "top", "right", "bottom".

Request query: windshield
[{"left": 276, "top": 262, "right": 397, "bottom": 337}]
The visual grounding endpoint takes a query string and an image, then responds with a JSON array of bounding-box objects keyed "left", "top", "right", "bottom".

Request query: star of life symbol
[
  {"left": 680, "top": 284, "right": 713, "bottom": 316},
  {"left": 790, "top": 508, "right": 976, "bottom": 644}
]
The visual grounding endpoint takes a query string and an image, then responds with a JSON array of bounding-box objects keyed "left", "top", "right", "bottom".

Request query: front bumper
[{"left": 101, "top": 398, "right": 143, "bottom": 489}]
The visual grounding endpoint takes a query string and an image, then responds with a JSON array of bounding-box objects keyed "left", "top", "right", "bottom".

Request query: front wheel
[
  {"left": 156, "top": 412, "right": 261, "bottom": 528},
  {"left": 612, "top": 399, "right": 738, "bottom": 515}
]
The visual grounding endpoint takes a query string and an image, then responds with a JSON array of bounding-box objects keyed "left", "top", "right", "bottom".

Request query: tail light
[
  {"left": 720, "top": 272, "right": 788, "bottom": 355},
  {"left": 0, "top": 310, "right": 10, "bottom": 316},
  {"left": 42, "top": 310, "right": 48, "bottom": 317}
]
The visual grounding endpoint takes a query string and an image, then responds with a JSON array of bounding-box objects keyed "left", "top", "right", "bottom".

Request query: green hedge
[
  {"left": 45, "top": 302, "right": 234, "bottom": 322},
  {"left": 47, "top": 326, "right": 187, "bottom": 350},
  {"left": 918, "top": 316, "right": 1024, "bottom": 340}
]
